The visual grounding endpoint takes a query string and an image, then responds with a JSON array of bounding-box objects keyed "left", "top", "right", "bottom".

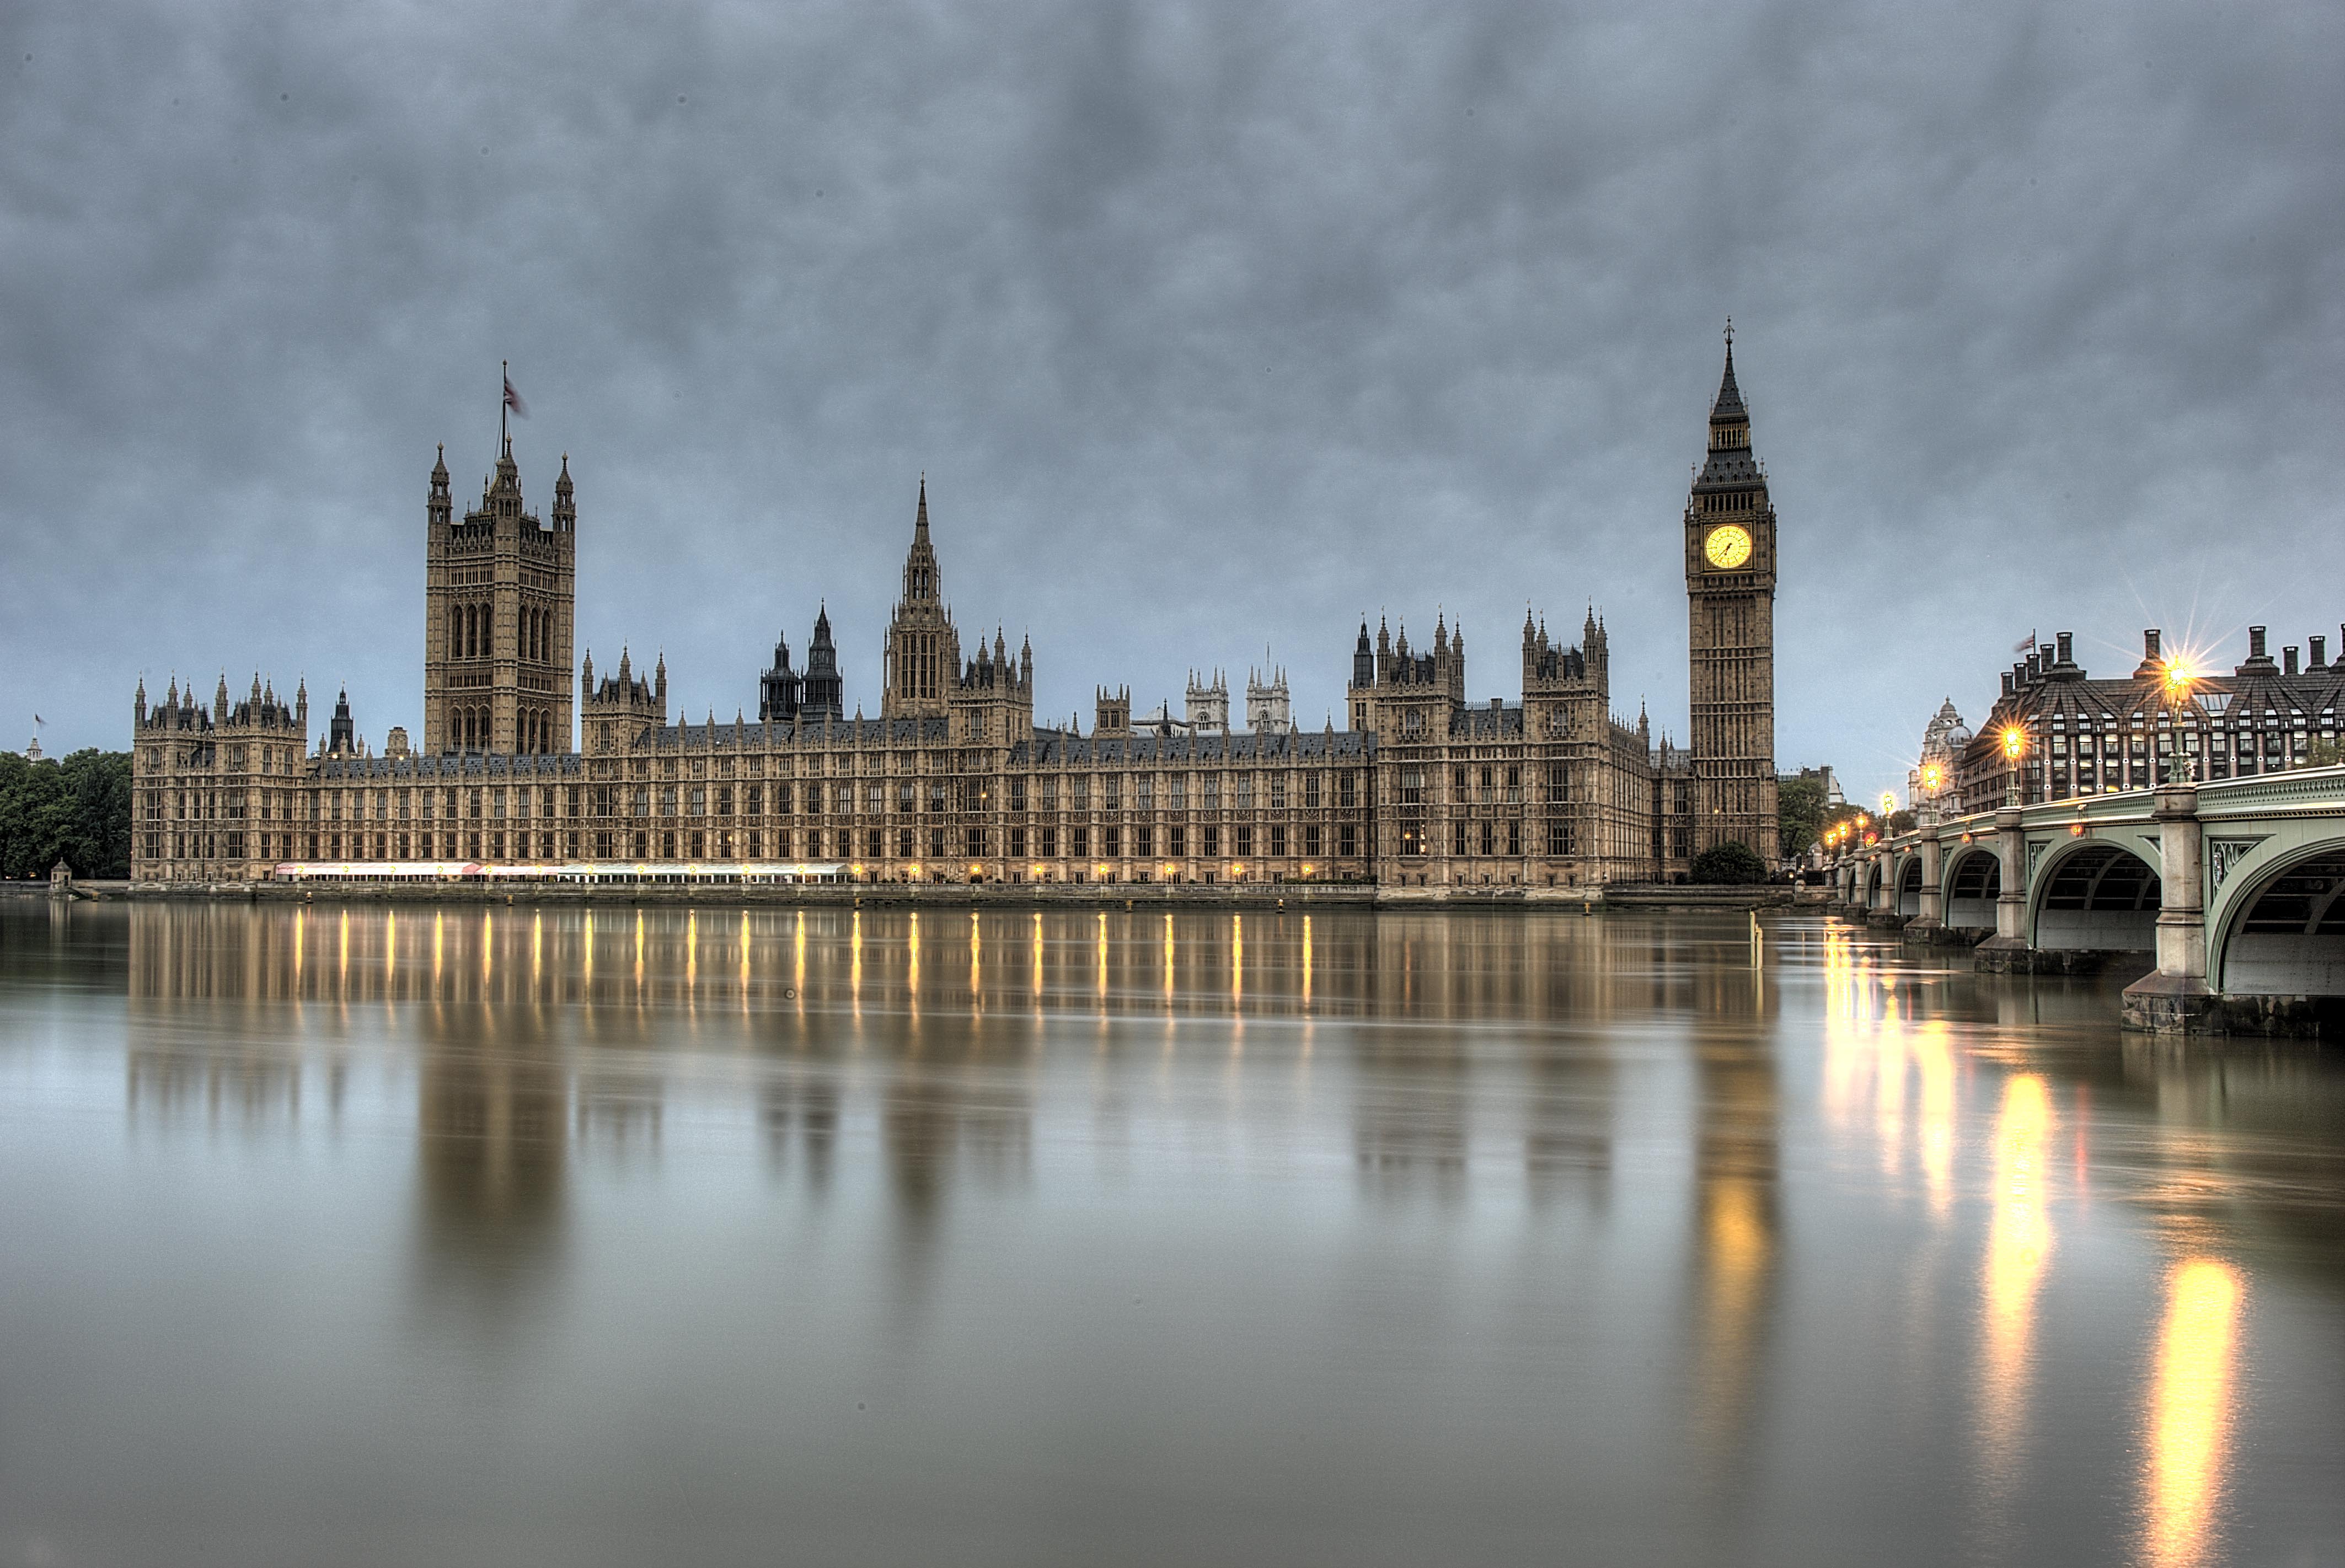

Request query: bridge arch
[
  {"left": 2027, "top": 837, "right": 2160, "bottom": 952},
  {"left": 1862, "top": 860, "right": 1886, "bottom": 905},
  {"left": 1942, "top": 846, "right": 2001, "bottom": 930},
  {"left": 1896, "top": 855, "right": 1925, "bottom": 917},
  {"left": 2211, "top": 841, "right": 2345, "bottom": 996}
]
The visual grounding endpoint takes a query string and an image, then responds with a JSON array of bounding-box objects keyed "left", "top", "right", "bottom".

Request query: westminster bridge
[{"left": 1827, "top": 765, "right": 2345, "bottom": 1034}]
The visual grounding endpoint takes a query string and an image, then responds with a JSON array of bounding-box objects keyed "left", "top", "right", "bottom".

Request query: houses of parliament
[{"left": 129, "top": 341, "right": 1781, "bottom": 892}]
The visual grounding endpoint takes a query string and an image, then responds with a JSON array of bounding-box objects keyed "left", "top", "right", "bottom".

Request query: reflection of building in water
[
  {"left": 1353, "top": 1037, "right": 1470, "bottom": 1203},
  {"left": 125, "top": 902, "right": 335, "bottom": 1129},
  {"left": 416, "top": 1030, "right": 566, "bottom": 1300},
  {"left": 575, "top": 1068, "right": 663, "bottom": 1157},
  {"left": 1687, "top": 1017, "right": 1780, "bottom": 1506},
  {"left": 1524, "top": 1035, "right": 1612, "bottom": 1206},
  {"left": 883, "top": 1055, "right": 1033, "bottom": 1220}
]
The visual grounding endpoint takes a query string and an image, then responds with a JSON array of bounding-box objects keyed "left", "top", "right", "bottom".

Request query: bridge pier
[
  {"left": 1902, "top": 834, "right": 1944, "bottom": 942},
  {"left": 1973, "top": 807, "right": 2034, "bottom": 968},
  {"left": 1866, "top": 848, "right": 1908, "bottom": 928},
  {"left": 2122, "top": 783, "right": 2218, "bottom": 1033}
]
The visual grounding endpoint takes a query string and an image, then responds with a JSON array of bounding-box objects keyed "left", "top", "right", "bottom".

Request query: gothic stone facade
[{"left": 131, "top": 347, "right": 1777, "bottom": 889}]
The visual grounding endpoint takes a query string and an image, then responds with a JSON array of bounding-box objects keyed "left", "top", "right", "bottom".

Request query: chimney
[
  {"left": 2285, "top": 646, "right": 2300, "bottom": 676},
  {"left": 2025, "top": 652, "right": 2041, "bottom": 684},
  {"left": 2312, "top": 635, "right": 2328, "bottom": 670},
  {"left": 2250, "top": 626, "right": 2268, "bottom": 661},
  {"left": 2002, "top": 671, "right": 2016, "bottom": 698},
  {"left": 2056, "top": 631, "right": 2074, "bottom": 665}
]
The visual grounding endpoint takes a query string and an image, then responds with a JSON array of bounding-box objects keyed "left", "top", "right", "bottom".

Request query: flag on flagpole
[
  {"left": 2011, "top": 631, "right": 2036, "bottom": 654},
  {"left": 503, "top": 372, "right": 528, "bottom": 419}
]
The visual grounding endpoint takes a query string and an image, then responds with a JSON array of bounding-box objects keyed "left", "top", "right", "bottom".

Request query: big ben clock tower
[{"left": 1684, "top": 324, "right": 1779, "bottom": 859}]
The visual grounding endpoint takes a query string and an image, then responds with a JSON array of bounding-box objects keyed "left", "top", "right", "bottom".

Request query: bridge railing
[{"left": 1829, "top": 765, "right": 2345, "bottom": 869}]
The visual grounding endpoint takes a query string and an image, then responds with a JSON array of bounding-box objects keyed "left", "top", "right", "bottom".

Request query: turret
[
  {"left": 428, "top": 444, "right": 451, "bottom": 530},
  {"left": 759, "top": 631, "right": 801, "bottom": 723},
  {"left": 329, "top": 686, "right": 355, "bottom": 754},
  {"left": 802, "top": 606, "right": 843, "bottom": 721},
  {"left": 134, "top": 676, "right": 147, "bottom": 726},
  {"left": 552, "top": 453, "right": 575, "bottom": 532},
  {"left": 1095, "top": 685, "right": 1132, "bottom": 736}
]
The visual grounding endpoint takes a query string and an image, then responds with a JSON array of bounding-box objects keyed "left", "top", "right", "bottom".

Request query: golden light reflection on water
[
  {"left": 1978, "top": 1073, "right": 2054, "bottom": 1505},
  {"left": 1913, "top": 1022, "right": 1955, "bottom": 1215},
  {"left": 2141, "top": 1257, "right": 2244, "bottom": 1568},
  {"left": 1875, "top": 989, "right": 1907, "bottom": 1179},
  {"left": 1231, "top": 914, "right": 1244, "bottom": 1006},
  {"left": 1302, "top": 914, "right": 1313, "bottom": 1007}
]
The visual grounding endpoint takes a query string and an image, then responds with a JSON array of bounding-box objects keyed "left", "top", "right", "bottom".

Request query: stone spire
[
  {"left": 1711, "top": 320, "right": 1746, "bottom": 421},
  {"left": 552, "top": 453, "right": 575, "bottom": 531}
]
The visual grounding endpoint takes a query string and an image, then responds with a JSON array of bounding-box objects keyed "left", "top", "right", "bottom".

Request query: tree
[
  {"left": 1778, "top": 775, "right": 1828, "bottom": 858},
  {"left": 0, "top": 749, "right": 132, "bottom": 879},
  {"left": 1689, "top": 841, "right": 1769, "bottom": 885}
]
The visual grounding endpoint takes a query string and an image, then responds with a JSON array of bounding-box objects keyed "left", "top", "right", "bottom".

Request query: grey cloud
[{"left": 2, "top": 0, "right": 2338, "bottom": 805}]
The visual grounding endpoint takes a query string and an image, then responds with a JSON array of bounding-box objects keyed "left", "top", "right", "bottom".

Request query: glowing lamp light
[
  {"left": 1922, "top": 763, "right": 1944, "bottom": 790},
  {"left": 1880, "top": 791, "right": 1897, "bottom": 815},
  {"left": 2002, "top": 725, "right": 2026, "bottom": 760}
]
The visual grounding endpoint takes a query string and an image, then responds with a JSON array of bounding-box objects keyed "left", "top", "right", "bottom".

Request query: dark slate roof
[
  {"left": 1711, "top": 347, "right": 1746, "bottom": 421},
  {"left": 317, "top": 751, "right": 588, "bottom": 781},
  {"left": 1696, "top": 447, "right": 1764, "bottom": 487},
  {"left": 639, "top": 716, "right": 950, "bottom": 750},
  {"left": 1011, "top": 730, "right": 1373, "bottom": 766},
  {"left": 1448, "top": 704, "right": 1524, "bottom": 740}
]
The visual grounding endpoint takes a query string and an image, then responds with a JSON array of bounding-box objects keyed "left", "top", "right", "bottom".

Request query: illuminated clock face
[{"left": 1703, "top": 524, "right": 1753, "bottom": 570}]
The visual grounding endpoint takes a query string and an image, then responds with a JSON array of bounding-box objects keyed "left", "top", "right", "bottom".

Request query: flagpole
[{"left": 501, "top": 359, "right": 508, "bottom": 451}]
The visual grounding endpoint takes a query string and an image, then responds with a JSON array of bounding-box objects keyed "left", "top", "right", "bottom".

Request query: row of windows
[
  {"left": 1397, "top": 819, "right": 1578, "bottom": 857},
  {"left": 147, "top": 821, "right": 1368, "bottom": 867}
]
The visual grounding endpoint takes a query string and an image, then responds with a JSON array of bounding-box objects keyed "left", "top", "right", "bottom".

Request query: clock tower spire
[{"left": 1684, "top": 323, "right": 1779, "bottom": 861}]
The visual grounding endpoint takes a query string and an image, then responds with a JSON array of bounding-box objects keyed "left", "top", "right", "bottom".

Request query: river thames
[{"left": 1, "top": 899, "right": 2339, "bottom": 1566}]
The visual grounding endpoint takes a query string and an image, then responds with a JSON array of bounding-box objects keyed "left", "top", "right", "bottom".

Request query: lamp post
[
  {"left": 2001, "top": 723, "right": 2026, "bottom": 809},
  {"left": 2161, "top": 657, "right": 2199, "bottom": 784}
]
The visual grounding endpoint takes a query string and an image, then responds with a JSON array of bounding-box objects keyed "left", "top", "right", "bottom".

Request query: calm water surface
[{"left": 2, "top": 900, "right": 2341, "bottom": 1566}]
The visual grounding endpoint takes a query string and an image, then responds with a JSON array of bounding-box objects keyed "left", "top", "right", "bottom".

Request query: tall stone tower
[
  {"left": 423, "top": 429, "right": 576, "bottom": 756},
  {"left": 881, "top": 478, "right": 962, "bottom": 721},
  {"left": 1683, "top": 326, "right": 1779, "bottom": 858}
]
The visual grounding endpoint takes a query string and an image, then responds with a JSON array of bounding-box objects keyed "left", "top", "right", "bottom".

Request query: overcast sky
[{"left": 3, "top": 0, "right": 2337, "bottom": 804}]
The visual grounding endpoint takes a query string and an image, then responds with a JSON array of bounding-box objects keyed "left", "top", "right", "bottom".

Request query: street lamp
[
  {"left": 2000, "top": 723, "right": 2026, "bottom": 808},
  {"left": 2161, "top": 655, "right": 2200, "bottom": 783}
]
